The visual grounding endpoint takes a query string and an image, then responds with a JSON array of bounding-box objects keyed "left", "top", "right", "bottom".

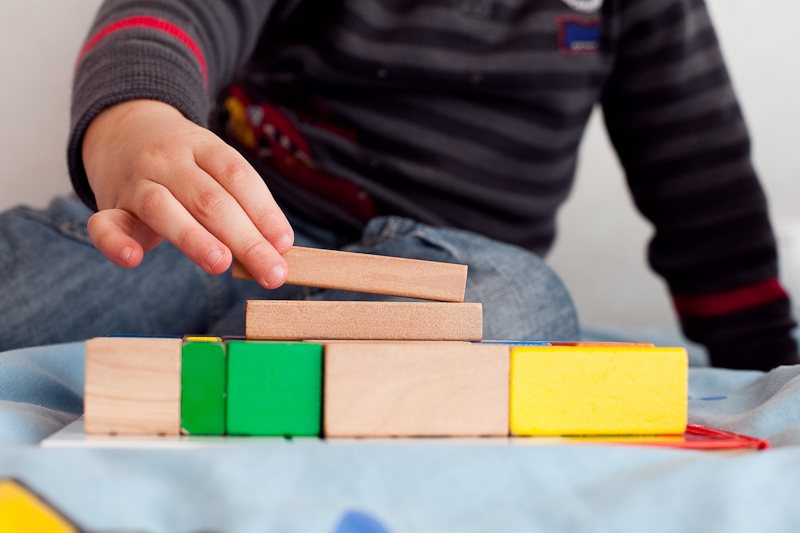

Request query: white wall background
[
  {"left": 546, "top": 0, "right": 800, "bottom": 327},
  {"left": 0, "top": 1, "right": 102, "bottom": 209},
  {"left": 1, "top": 0, "right": 798, "bottom": 328}
]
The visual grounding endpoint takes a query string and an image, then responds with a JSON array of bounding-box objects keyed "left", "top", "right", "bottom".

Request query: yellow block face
[
  {"left": 0, "top": 479, "right": 78, "bottom": 533},
  {"left": 510, "top": 346, "right": 688, "bottom": 435}
]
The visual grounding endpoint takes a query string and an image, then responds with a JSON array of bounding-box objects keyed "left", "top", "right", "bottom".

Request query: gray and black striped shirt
[{"left": 69, "top": 0, "right": 798, "bottom": 368}]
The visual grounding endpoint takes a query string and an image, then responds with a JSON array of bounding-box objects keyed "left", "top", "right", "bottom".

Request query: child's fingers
[
  {"left": 193, "top": 140, "right": 294, "bottom": 254},
  {"left": 87, "top": 209, "right": 162, "bottom": 268},
  {"left": 126, "top": 181, "right": 237, "bottom": 276},
  {"left": 157, "top": 163, "right": 289, "bottom": 289}
]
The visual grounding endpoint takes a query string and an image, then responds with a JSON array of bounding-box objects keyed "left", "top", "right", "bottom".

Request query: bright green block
[
  {"left": 226, "top": 341, "right": 322, "bottom": 436},
  {"left": 181, "top": 341, "right": 226, "bottom": 435}
]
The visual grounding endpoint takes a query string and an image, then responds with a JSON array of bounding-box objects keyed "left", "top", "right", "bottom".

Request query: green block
[
  {"left": 181, "top": 341, "right": 226, "bottom": 435},
  {"left": 226, "top": 341, "right": 322, "bottom": 436}
]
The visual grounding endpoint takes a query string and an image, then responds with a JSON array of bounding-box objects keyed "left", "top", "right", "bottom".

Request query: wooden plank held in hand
[
  {"left": 232, "top": 247, "right": 467, "bottom": 302},
  {"left": 246, "top": 300, "right": 483, "bottom": 341}
]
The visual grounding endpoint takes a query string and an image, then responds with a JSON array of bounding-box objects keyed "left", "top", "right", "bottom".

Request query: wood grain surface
[
  {"left": 323, "top": 341, "right": 510, "bottom": 437},
  {"left": 84, "top": 337, "right": 182, "bottom": 435},
  {"left": 246, "top": 300, "right": 483, "bottom": 341},
  {"left": 232, "top": 247, "right": 467, "bottom": 302}
]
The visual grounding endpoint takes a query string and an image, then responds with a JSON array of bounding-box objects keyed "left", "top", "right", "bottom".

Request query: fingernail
[
  {"left": 120, "top": 247, "right": 133, "bottom": 266},
  {"left": 275, "top": 233, "right": 293, "bottom": 253},
  {"left": 264, "top": 264, "right": 286, "bottom": 288},
  {"left": 207, "top": 249, "right": 225, "bottom": 271}
]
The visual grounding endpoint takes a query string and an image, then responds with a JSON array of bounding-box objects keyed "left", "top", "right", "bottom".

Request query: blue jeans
[{"left": 0, "top": 197, "right": 578, "bottom": 350}]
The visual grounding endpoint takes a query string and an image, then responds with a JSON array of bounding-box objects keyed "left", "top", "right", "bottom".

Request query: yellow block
[
  {"left": 183, "top": 336, "right": 223, "bottom": 342},
  {"left": 510, "top": 346, "right": 688, "bottom": 435},
  {"left": 0, "top": 479, "right": 78, "bottom": 533}
]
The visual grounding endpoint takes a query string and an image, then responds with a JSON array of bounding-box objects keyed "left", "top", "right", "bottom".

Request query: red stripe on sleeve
[
  {"left": 76, "top": 16, "right": 208, "bottom": 87},
  {"left": 673, "top": 279, "right": 788, "bottom": 318}
]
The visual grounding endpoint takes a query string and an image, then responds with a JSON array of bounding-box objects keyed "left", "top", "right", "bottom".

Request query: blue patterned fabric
[{"left": 1, "top": 340, "right": 800, "bottom": 532}]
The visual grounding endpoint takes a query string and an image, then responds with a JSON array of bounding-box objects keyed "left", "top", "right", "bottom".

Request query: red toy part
[{"left": 615, "top": 424, "right": 770, "bottom": 451}]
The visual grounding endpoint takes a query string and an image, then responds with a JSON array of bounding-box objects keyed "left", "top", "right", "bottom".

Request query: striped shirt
[{"left": 69, "top": 0, "right": 798, "bottom": 369}]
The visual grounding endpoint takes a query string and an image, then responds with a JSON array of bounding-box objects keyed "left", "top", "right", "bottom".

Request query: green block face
[
  {"left": 181, "top": 341, "right": 226, "bottom": 435},
  {"left": 226, "top": 341, "right": 322, "bottom": 436}
]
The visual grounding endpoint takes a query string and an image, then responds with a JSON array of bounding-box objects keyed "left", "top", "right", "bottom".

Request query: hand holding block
[
  {"left": 232, "top": 247, "right": 467, "bottom": 302},
  {"left": 324, "top": 342, "right": 509, "bottom": 437},
  {"left": 85, "top": 337, "right": 182, "bottom": 435},
  {"left": 510, "top": 346, "right": 688, "bottom": 435},
  {"left": 246, "top": 301, "right": 483, "bottom": 341}
]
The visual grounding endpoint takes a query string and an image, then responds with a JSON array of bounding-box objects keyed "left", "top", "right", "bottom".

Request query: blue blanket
[{"left": 2, "top": 341, "right": 800, "bottom": 532}]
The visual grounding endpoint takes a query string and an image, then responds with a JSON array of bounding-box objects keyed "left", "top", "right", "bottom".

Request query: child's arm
[
  {"left": 70, "top": 0, "right": 292, "bottom": 288},
  {"left": 82, "top": 99, "right": 293, "bottom": 288}
]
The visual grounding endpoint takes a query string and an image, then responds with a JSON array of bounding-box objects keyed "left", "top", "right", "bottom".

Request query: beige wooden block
[
  {"left": 324, "top": 342, "right": 509, "bottom": 437},
  {"left": 84, "top": 337, "right": 182, "bottom": 435},
  {"left": 246, "top": 301, "right": 483, "bottom": 341},
  {"left": 232, "top": 246, "right": 467, "bottom": 302}
]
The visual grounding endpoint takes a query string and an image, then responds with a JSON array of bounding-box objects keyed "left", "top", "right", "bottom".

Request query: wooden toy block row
[
  {"left": 84, "top": 338, "right": 688, "bottom": 437},
  {"left": 232, "top": 246, "right": 468, "bottom": 302},
  {"left": 245, "top": 300, "right": 483, "bottom": 341},
  {"left": 85, "top": 337, "right": 322, "bottom": 437}
]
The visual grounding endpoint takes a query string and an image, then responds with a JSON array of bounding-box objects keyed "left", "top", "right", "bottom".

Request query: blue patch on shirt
[{"left": 557, "top": 16, "right": 600, "bottom": 54}]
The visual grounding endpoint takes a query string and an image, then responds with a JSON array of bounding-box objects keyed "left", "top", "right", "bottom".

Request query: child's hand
[{"left": 82, "top": 99, "right": 294, "bottom": 289}]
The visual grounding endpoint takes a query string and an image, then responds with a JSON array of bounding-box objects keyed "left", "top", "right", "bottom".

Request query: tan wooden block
[
  {"left": 324, "top": 342, "right": 509, "bottom": 437},
  {"left": 232, "top": 246, "right": 467, "bottom": 302},
  {"left": 246, "top": 301, "right": 483, "bottom": 341},
  {"left": 84, "top": 337, "right": 182, "bottom": 435}
]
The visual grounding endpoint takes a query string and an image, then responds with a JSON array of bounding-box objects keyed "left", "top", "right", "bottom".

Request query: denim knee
[{"left": 350, "top": 217, "right": 579, "bottom": 340}]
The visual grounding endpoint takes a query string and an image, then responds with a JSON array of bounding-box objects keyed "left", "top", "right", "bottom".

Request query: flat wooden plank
[
  {"left": 324, "top": 342, "right": 509, "bottom": 437},
  {"left": 232, "top": 247, "right": 467, "bottom": 302},
  {"left": 84, "top": 337, "right": 182, "bottom": 435},
  {"left": 510, "top": 346, "right": 688, "bottom": 435},
  {"left": 246, "top": 301, "right": 483, "bottom": 341},
  {"left": 226, "top": 341, "right": 322, "bottom": 436}
]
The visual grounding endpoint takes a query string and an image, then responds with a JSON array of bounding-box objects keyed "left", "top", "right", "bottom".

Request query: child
[{"left": 2, "top": 0, "right": 796, "bottom": 370}]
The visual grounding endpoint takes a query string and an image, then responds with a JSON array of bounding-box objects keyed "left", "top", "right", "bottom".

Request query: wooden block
[
  {"left": 548, "top": 341, "right": 656, "bottom": 347},
  {"left": 181, "top": 340, "right": 226, "bottom": 435},
  {"left": 226, "top": 341, "right": 322, "bottom": 436},
  {"left": 324, "top": 342, "right": 509, "bottom": 437},
  {"left": 246, "top": 301, "right": 483, "bottom": 341},
  {"left": 232, "top": 246, "right": 467, "bottom": 302},
  {"left": 481, "top": 341, "right": 655, "bottom": 347},
  {"left": 510, "top": 346, "right": 688, "bottom": 435},
  {"left": 84, "top": 337, "right": 182, "bottom": 435},
  {"left": 0, "top": 479, "right": 79, "bottom": 533}
]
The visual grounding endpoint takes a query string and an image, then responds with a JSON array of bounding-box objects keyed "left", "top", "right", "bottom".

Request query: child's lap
[{"left": 0, "top": 197, "right": 578, "bottom": 350}]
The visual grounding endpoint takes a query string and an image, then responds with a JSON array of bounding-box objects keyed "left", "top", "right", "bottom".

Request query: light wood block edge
[
  {"left": 246, "top": 300, "right": 483, "bottom": 341},
  {"left": 323, "top": 341, "right": 509, "bottom": 437},
  {"left": 232, "top": 247, "right": 467, "bottom": 302},
  {"left": 84, "top": 337, "right": 182, "bottom": 435}
]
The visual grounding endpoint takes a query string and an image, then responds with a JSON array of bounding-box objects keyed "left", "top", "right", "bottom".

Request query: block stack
[{"left": 84, "top": 247, "right": 688, "bottom": 438}]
